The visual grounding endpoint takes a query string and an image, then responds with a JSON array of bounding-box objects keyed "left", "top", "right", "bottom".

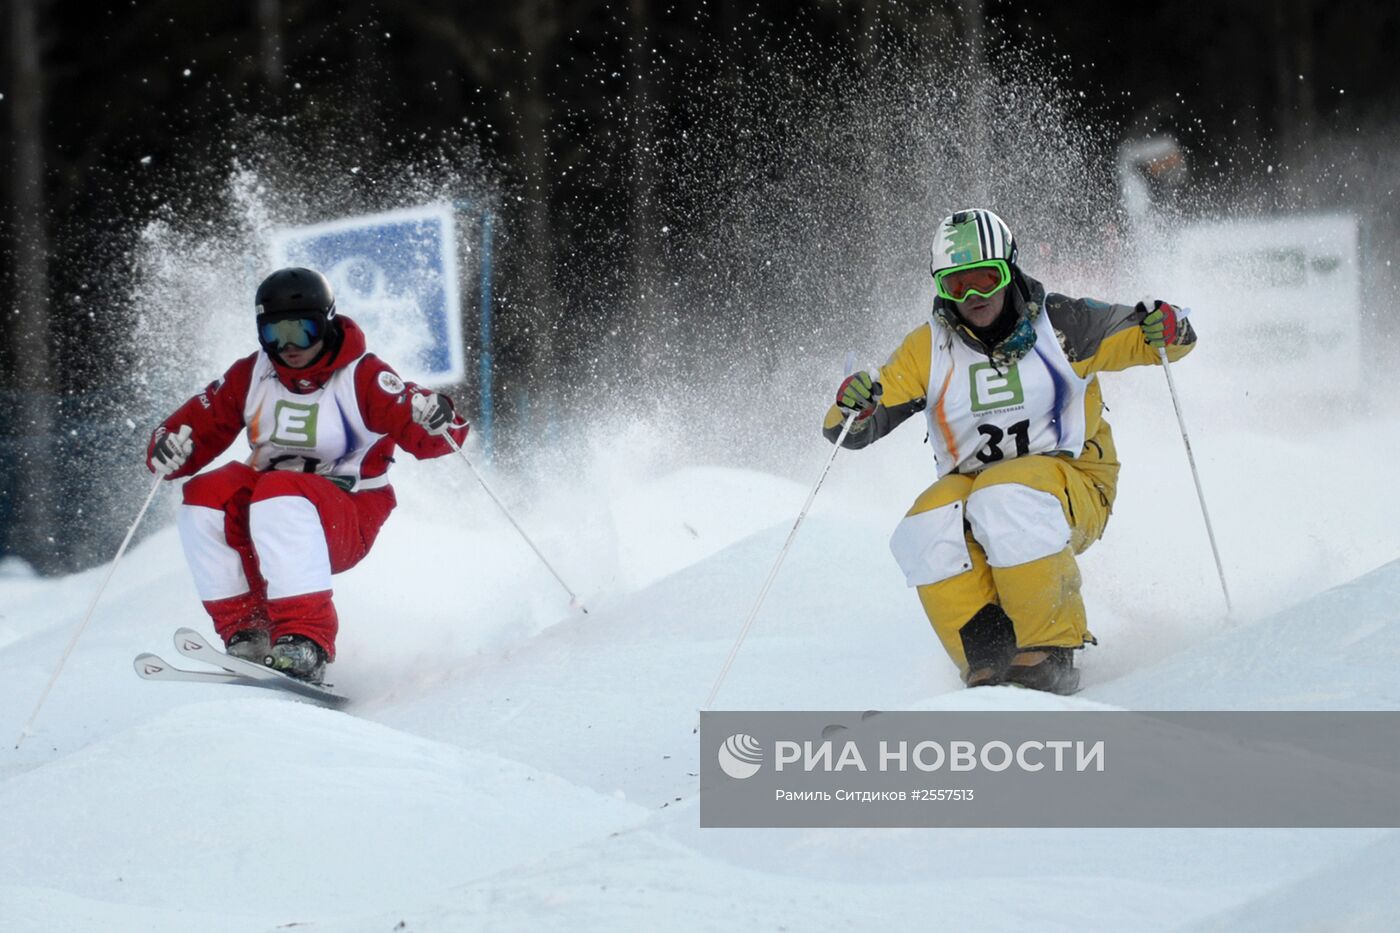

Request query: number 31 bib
[{"left": 923, "top": 309, "right": 1091, "bottom": 477}]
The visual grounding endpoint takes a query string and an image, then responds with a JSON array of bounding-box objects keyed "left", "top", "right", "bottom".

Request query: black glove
[
  {"left": 411, "top": 392, "right": 455, "bottom": 435},
  {"left": 150, "top": 425, "right": 193, "bottom": 477}
]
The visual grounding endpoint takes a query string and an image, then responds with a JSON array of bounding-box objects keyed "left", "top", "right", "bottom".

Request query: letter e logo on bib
[
  {"left": 969, "top": 363, "right": 1024, "bottom": 413},
  {"left": 270, "top": 401, "right": 319, "bottom": 447}
]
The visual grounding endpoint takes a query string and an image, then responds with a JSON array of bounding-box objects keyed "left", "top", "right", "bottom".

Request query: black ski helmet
[{"left": 254, "top": 267, "right": 338, "bottom": 355}]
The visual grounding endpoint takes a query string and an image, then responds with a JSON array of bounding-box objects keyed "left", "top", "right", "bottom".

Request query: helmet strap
[{"left": 1012, "top": 265, "right": 1031, "bottom": 301}]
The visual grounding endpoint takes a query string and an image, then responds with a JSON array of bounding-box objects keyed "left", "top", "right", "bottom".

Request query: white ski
[
  {"left": 134, "top": 652, "right": 259, "bottom": 686},
  {"left": 132, "top": 628, "right": 349, "bottom": 708},
  {"left": 173, "top": 627, "right": 348, "bottom": 707}
]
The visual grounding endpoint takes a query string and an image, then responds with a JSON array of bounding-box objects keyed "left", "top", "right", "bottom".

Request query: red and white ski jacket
[{"left": 146, "top": 317, "right": 469, "bottom": 492}]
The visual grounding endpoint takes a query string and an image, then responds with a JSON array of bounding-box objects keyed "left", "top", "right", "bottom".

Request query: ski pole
[
  {"left": 701, "top": 361, "right": 863, "bottom": 712},
  {"left": 1159, "top": 346, "right": 1233, "bottom": 614},
  {"left": 443, "top": 432, "right": 588, "bottom": 614},
  {"left": 15, "top": 471, "right": 166, "bottom": 749}
]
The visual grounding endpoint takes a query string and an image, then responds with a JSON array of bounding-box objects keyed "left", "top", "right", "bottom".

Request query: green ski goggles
[{"left": 933, "top": 259, "right": 1012, "bottom": 302}]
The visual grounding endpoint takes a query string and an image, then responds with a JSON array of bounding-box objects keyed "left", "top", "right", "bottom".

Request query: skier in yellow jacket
[{"left": 823, "top": 209, "right": 1196, "bottom": 694}]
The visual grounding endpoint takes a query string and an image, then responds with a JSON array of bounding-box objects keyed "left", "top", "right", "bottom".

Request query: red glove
[
  {"left": 835, "top": 371, "right": 881, "bottom": 420},
  {"left": 1138, "top": 300, "right": 1180, "bottom": 348}
]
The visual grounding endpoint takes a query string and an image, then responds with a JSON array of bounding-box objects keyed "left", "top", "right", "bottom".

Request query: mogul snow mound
[
  {"left": 0, "top": 700, "right": 648, "bottom": 924},
  {"left": 4, "top": 458, "right": 1400, "bottom": 931},
  {"left": 1090, "top": 558, "right": 1400, "bottom": 711}
]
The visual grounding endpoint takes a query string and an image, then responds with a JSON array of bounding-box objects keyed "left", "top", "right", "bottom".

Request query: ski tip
[
  {"left": 174, "top": 628, "right": 213, "bottom": 655},
  {"left": 133, "top": 653, "right": 165, "bottom": 674}
]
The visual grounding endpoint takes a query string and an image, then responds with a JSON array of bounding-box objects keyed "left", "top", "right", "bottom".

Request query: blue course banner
[{"left": 271, "top": 203, "right": 465, "bottom": 387}]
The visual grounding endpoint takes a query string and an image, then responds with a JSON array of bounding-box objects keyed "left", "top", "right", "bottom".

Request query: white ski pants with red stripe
[{"left": 175, "top": 462, "right": 394, "bottom": 658}]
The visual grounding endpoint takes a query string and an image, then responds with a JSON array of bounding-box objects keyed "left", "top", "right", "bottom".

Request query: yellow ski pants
[{"left": 896, "top": 455, "right": 1110, "bottom": 674}]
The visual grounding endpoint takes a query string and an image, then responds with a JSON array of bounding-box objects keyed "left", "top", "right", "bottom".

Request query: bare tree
[
  {"left": 513, "top": 0, "right": 563, "bottom": 396},
  {"left": 404, "top": 1, "right": 564, "bottom": 412},
  {"left": 7, "top": 0, "right": 56, "bottom": 571},
  {"left": 257, "top": 0, "right": 285, "bottom": 90},
  {"left": 629, "top": 0, "right": 659, "bottom": 341},
  {"left": 856, "top": 0, "right": 886, "bottom": 313},
  {"left": 959, "top": 0, "right": 989, "bottom": 205},
  {"left": 1273, "top": 0, "right": 1318, "bottom": 201}
]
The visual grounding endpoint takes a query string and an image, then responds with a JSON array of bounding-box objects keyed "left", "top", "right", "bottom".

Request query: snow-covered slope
[{"left": 3, "top": 379, "right": 1399, "bottom": 931}]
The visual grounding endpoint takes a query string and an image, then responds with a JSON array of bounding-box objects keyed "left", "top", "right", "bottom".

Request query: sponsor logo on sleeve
[
  {"left": 197, "top": 376, "right": 225, "bottom": 409},
  {"left": 377, "top": 371, "right": 405, "bottom": 395}
]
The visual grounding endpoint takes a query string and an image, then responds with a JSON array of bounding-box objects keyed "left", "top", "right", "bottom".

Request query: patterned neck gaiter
[{"left": 933, "top": 284, "right": 1043, "bottom": 374}]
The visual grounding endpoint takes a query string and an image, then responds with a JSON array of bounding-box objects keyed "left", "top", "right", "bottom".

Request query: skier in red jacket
[{"left": 146, "top": 267, "right": 469, "bottom": 682}]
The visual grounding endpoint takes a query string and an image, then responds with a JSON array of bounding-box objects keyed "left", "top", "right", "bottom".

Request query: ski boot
[
  {"left": 964, "top": 666, "right": 1003, "bottom": 688},
  {"left": 269, "top": 634, "right": 327, "bottom": 683},
  {"left": 226, "top": 629, "right": 271, "bottom": 663},
  {"left": 1004, "top": 647, "right": 1080, "bottom": 695},
  {"left": 960, "top": 604, "right": 1018, "bottom": 688}
]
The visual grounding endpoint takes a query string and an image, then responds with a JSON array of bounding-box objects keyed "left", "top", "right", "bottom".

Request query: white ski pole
[
  {"left": 701, "top": 357, "right": 863, "bottom": 712},
  {"left": 1159, "top": 346, "right": 1232, "bottom": 614},
  {"left": 15, "top": 471, "right": 166, "bottom": 749},
  {"left": 443, "top": 432, "right": 588, "bottom": 614}
]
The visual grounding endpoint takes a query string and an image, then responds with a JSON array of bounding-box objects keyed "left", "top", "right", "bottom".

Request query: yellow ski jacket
[{"left": 823, "top": 270, "right": 1196, "bottom": 512}]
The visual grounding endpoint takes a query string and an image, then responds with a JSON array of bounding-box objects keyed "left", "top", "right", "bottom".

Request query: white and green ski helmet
[{"left": 929, "top": 208, "right": 1018, "bottom": 276}]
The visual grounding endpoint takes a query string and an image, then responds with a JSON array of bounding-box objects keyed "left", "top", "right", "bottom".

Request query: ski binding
[{"left": 133, "top": 627, "right": 348, "bottom": 709}]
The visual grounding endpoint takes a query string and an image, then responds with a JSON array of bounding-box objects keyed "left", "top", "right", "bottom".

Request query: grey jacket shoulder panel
[{"left": 1043, "top": 292, "right": 1143, "bottom": 363}]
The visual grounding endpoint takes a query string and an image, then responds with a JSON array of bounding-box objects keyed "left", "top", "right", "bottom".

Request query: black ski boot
[
  {"left": 1004, "top": 648, "right": 1080, "bottom": 695},
  {"left": 226, "top": 629, "right": 271, "bottom": 663},
  {"left": 959, "top": 604, "right": 1018, "bottom": 688},
  {"left": 269, "top": 634, "right": 327, "bottom": 682}
]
